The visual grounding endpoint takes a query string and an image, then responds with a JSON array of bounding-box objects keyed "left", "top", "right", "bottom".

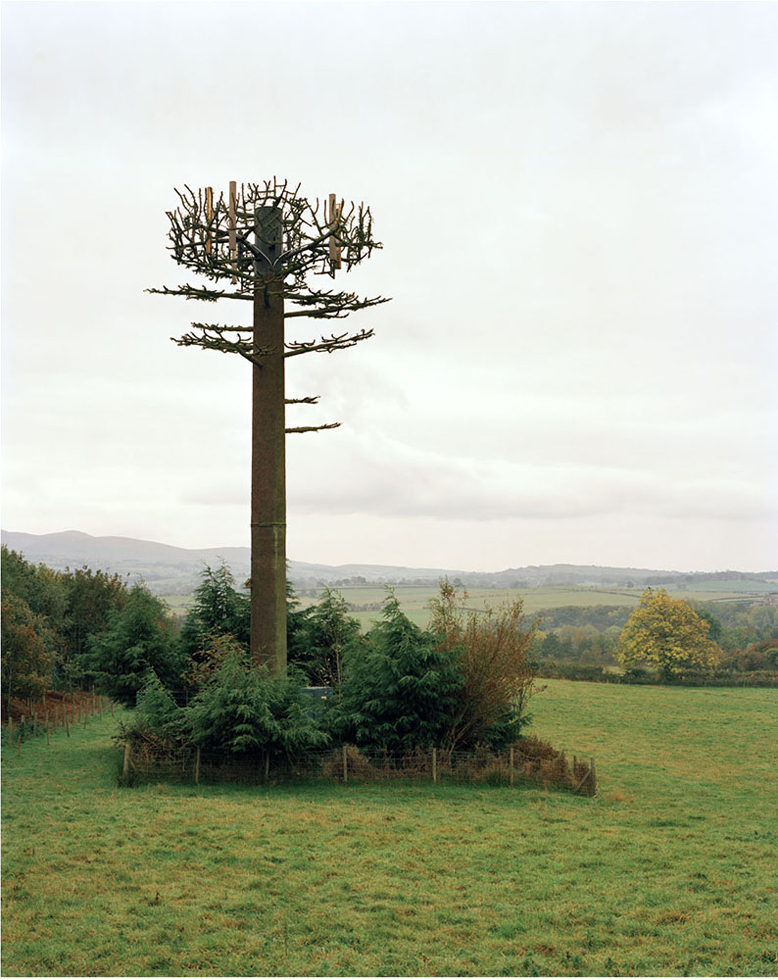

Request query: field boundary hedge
[{"left": 536, "top": 662, "right": 778, "bottom": 687}]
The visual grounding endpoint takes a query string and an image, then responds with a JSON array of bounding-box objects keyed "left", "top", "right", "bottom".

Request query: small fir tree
[
  {"left": 189, "top": 650, "right": 329, "bottom": 762},
  {"left": 290, "top": 586, "right": 360, "bottom": 687},
  {"left": 177, "top": 563, "right": 250, "bottom": 668},
  {"left": 332, "top": 594, "right": 462, "bottom": 753},
  {"left": 85, "top": 584, "right": 180, "bottom": 705}
]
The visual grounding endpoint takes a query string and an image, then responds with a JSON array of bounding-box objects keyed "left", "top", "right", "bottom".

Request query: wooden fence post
[
  {"left": 509, "top": 746, "right": 515, "bottom": 787},
  {"left": 342, "top": 745, "right": 348, "bottom": 784},
  {"left": 122, "top": 742, "right": 132, "bottom": 779},
  {"left": 46, "top": 711, "right": 50, "bottom": 747},
  {"left": 432, "top": 747, "right": 437, "bottom": 784},
  {"left": 590, "top": 757, "right": 597, "bottom": 796},
  {"left": 195, "top": 747, "right": 201, "bottom": 786}
]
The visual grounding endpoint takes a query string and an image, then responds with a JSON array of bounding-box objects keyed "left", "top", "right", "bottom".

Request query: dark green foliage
[
  {"left": 123, "top": 672, "right": 191, "bottom": 748},
  {"left": 1, "top": 590, "right": 54, "bottom": 702},
  {"left": 84, "top": 584, "right": 180, "bottom": 706},
  {"left": 177, "top": 564, "right": 250, "bottom": 668},
  {"left": 538, "top": 631, "right": 573, "bottom": 661},
  {"left": 289, "top": 586, "right": 360, "bottom": 687},
  {"left": 286, "top": 580, "right": 312, "bottom": 669},
  {"left": 60, "top": 566, "right": 128, "bottom": 681},
  {"left": 2, "top": 548, "right": 62, "bottom": 699},
  {"left": 695, "top": 608, "right": 723, "bottom": 642},
  {"left": 136, "top": 672, "right": 187, "bottom": 730},
  {"left": 0, "top": 546, "right": 130, "bottom": 697},
  {"left": 189, "top": 649, "right": 329, "bottom": 760},
  {"left": 1, "top": 547, "right": 66, "bottom": 625},
  {"left": 331, "top": 594, "right": 462, "bottom": 753}
]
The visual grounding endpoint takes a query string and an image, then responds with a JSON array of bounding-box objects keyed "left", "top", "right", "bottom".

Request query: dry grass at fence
[{"left": 121, "top": 733, "right": 597, "bottom": 795}]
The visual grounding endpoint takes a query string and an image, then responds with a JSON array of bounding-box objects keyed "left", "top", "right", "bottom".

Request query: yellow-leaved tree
[{"left": 618, "top": 588, "right": 721, "bottom": 679}]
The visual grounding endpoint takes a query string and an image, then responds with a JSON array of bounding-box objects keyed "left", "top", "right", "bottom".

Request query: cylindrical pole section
[{"left": 250, "top": 206, "right": 286, "bottom": 675}]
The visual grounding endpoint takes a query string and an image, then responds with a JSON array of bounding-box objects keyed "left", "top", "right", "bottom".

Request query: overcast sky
[{"left": 2, "top": 1, "right": 777, "bottom": 572}]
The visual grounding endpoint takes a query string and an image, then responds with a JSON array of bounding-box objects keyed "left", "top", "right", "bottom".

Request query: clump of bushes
[
  {"left": 429, "top": 580, "right": 537, "bottom": 750},
  {"left": 188, "top": 650, "right": 329, "bottom": 763},
  {"left": 118, "top": 636, "right": 329, "bottom": 767},
  {"left": 328, "top": 594, "right": 464, "bottom": 752},
  {"left": 326, "top": 583, "right": 537, "bottom": 754},
  {"left": 120, "top": 577, "right": 541, "bottom": 774}
]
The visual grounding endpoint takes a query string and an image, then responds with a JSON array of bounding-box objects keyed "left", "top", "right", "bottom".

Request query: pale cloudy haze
[{"left": 2, "top": 1, "right": 777, "bottom": 572}]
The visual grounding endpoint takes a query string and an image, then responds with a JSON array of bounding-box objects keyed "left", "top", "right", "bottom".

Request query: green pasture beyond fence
[
  {"left": 121, "top": 739, "right": 598, "bottom": 796},
  {"left": 3, "top": 693, "right": 113, "bottom": 752}
]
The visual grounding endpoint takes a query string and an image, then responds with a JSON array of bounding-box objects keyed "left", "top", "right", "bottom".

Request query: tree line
[
  {"left": 2, "top": 548, "right": 538, "bottom": 760},
  {"left": 532, "top": 598, "right": 778, "bottom": 672}
]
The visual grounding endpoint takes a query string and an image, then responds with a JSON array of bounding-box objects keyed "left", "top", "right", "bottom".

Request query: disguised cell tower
[{"left": 148, "top": 179, "right": 389, "bottom": 673}]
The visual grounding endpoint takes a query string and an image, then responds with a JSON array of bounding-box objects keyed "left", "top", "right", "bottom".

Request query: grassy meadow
[{"left": 2, "top": 681, "right": 777, "bottom": 977}]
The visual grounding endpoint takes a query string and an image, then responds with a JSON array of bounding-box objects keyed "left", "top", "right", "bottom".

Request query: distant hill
[
  {"left": 0, "top": 529, "right": 469, "bottom": 594},
  {"left": 2, "top": 529, "right": 775, "bottom": 597}
]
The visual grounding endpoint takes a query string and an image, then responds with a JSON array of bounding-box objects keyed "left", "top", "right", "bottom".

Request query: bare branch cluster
[
  {"left": 148, "top": 178, "right": 390, "bottom": 434},
  {"left": 149, "top": 178, "right": 387, "bottom": 310}
]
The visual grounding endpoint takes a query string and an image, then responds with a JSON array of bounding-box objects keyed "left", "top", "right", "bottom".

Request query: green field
[
  {"left": 162, "top": 580, "right": 773, "bottom": 628},
  {"left": 3, "top": 681, "right": 777, "bottom": 977},
  {"left": 291, "top": 582, "right": 774, "bottom": 630}
]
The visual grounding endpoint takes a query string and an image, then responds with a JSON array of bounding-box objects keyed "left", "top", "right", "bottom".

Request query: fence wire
[{"left": 122, "top": 741, "right": 597, "bottom": 796}]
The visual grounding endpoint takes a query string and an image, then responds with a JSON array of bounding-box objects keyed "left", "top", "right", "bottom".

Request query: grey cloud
[{"left": 287, "top": 434, "right": 770, "bottom": 524}]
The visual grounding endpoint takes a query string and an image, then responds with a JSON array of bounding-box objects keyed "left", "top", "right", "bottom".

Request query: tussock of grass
[{"left": 2, "top": 682, "right": 777, "bottom": 976}]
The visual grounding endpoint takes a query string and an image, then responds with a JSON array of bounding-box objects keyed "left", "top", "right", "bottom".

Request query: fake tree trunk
[
  {"left": 251, "top": 275, "right": 286, "bottom": 674},
  {"left": 148, "top": 181, "right": 389, "bottom": 673}
]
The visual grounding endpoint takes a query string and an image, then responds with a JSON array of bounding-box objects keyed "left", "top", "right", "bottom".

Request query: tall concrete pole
[{"left": 250, "top": 207, "right": 286, "bottom": 674}]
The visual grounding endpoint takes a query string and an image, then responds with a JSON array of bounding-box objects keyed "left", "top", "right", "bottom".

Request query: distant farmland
[{"left": 163, "top": 579, "right": 778, "bottom": 628}]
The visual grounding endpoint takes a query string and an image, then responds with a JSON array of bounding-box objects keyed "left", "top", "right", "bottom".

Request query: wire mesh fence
[
  {"left": 121, "top": 738, "right": 598, "bottom": 796},
  {"left": 2, "top": 693, "right": 113, "bottom": 750}
]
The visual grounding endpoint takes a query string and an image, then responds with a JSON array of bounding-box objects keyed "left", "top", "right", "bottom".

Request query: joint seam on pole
[{"left": 250, "top": 522, "right": 287, "bottom": 527}]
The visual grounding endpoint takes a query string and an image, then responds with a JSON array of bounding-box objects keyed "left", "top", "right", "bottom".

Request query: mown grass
[{"left": 2, "top": 681, "right": 777, "bottom": 977}]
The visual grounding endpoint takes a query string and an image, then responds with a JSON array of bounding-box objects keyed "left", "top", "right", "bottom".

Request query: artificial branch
[
  {"left": 172, "top": 327, "right": 275, "bottom": 365},
  {"left": 146, "top": 284, "right": 252, "bottom": 303},
  {"left": 284, "top": 329, "right": 374, "bottom": 357},
  {"left": 285, "top": 423, "right": 341, "bottom": 434}
]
